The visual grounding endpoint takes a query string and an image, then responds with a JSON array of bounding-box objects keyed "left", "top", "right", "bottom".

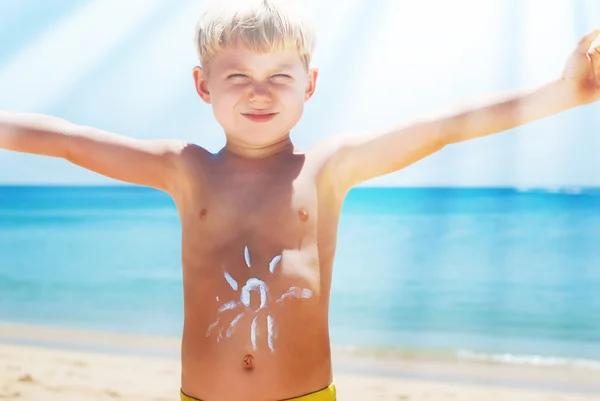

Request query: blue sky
[{"left": 0, "top": 0, "right": 599, "bottom": 187}]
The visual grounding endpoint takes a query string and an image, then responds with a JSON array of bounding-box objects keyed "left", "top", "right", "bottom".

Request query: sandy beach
[{"left": 1, "top": 323, "right": 599, "bottom": 401}]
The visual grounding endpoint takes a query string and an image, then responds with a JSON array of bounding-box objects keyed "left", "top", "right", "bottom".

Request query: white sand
[{"left": 1, "top": 323, "right": 599, "bottom": 401}]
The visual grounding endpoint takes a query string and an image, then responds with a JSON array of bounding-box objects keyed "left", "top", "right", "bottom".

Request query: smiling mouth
[{"left": 242, "top": 112, "right": 278, "bottom": 122}]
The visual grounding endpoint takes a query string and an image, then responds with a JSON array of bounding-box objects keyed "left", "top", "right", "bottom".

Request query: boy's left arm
[{"left": 332, "top": 29, "right": 600, "bottom": 190}]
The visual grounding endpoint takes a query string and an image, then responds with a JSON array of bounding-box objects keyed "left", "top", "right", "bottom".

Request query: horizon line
[{"left": 1, "top": 184, "right": 599, "bottom": 191}]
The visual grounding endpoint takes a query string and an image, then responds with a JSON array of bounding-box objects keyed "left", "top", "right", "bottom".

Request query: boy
[{"left": 0, "top": 0, "right": 599, "bottom": 400}]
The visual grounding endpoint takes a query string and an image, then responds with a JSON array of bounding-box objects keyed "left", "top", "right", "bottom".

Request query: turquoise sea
[{"left": 1, "top": 186, "right": 599, "bottom": 370}]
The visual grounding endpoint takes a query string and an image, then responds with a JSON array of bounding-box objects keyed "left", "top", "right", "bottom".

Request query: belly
[
  {"left": 180, "top": 287, "right": 332, "bottom": 400},
  {"left": 179, "top": 246, "right": 333, "bottom": 400}
]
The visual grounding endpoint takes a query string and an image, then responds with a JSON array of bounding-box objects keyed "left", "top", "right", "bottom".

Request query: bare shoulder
[
  {"left": 303, "top": 133, "right": 357, "bottom": 200},
  {"left": 171, "top": 141, "right": 212, "bottom": 171},
  {"left": 177, "top": 141, "right": 212, "bottom": 163},
  {"left": 165, "top": 141, "right": 212, "bottom": 198},
  {"left": 305, "top": 120, "right": 445, "bottom": 195},
  {"left": 304, "top": 131, "right": 368, "bottom": 167},
  {"left": 304, "top": 133, "right": 350, "bottom": 164}
]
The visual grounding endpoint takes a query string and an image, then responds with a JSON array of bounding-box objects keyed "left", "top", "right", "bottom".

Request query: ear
[
  {"left": 192, "top": 66, "right": 211, "bottom": 104},
  {"left": 304, "top": 67, "right": 319, "bottom": 101}
]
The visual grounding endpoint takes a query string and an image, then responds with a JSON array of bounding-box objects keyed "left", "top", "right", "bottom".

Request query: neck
[{"left": 223, "top": 135, "right": 296, "bottom": 160}]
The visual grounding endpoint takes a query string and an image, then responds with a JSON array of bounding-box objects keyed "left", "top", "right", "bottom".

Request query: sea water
[{"left": 1, "top": 186, "right": 599, "bottom": 369}]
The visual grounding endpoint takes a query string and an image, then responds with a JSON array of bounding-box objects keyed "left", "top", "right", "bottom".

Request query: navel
[
  {"left": 298, "top": 208, "right": 309, "bottom": 222},
  {"left": 199, "top": 208, "right": 208, "bottom": 221},
  {"left": 243, "top": 353, "right": 254, "bottom": 370}
]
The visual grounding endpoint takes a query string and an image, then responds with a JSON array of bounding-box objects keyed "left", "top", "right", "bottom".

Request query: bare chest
[{"left": 180, "top": 166, "right": 318, "bottom": 255}]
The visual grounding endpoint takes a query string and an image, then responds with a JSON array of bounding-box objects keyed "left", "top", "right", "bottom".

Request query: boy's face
[{"left": 193, "top": 45, "right": 318, "bottom": 148}]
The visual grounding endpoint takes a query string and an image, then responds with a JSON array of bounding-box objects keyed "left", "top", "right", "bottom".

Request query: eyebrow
[
  {"left": 221, "top": 63, "right": 296, "bottom": 73},
  {"left": 272, "top": 63, "right": 296, "bottom": 70}
]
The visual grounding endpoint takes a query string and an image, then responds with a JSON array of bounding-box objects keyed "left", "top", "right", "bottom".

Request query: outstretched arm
[
  {"left": 0, "top": 111, "right": 187, "bottom": 194},
  {"left": 332, "top": 29, "right": 600, "bottom": 190}
]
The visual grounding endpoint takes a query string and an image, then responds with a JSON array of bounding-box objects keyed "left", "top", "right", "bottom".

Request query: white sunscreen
[{"left": 207, "top": 246, "right": 314, "bottom": 352}]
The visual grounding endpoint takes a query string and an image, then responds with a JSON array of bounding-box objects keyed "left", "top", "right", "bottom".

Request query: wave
[
  {"left": 456, "top": 349, "right": 600, "bottom": 370},
  {"left": 331, "top": 344, "right": 600, "bottom": 372}
]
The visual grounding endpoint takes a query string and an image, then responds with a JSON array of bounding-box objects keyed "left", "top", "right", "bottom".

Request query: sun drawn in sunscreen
[{"left": 207, "top": 246, "right": 313, "bottom": 352}]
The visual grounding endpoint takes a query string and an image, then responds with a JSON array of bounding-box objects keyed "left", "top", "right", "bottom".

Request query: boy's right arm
[{"left": 0, "top": 111, "right": 187, "bottom": 194}]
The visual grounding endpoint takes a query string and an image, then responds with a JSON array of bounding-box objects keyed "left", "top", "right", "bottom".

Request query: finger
[
  {"left": 575, "top": 28, "right": 600, "bottom": 54},
  {"left": 591, "top": 47, "right": 600, "bottom": 86}
]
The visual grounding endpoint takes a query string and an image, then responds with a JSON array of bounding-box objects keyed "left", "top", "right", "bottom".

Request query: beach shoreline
[{"left": 1, "top": 321, "right": 599, "bottom": 400}]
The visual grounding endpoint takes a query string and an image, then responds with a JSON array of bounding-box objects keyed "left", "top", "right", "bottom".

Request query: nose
[{"left": 248, "top": 82, "right": 272, "bottom": 104}]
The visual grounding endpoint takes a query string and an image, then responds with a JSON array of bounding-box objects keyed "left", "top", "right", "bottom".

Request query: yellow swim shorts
[{"left": 180, "top": 383, "right": 336, "bottom": 401}]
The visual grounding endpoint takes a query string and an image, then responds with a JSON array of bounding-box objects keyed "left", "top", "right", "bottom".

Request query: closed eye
[{"left": 270, "top": 74, "right": 293, "bottom": 83}]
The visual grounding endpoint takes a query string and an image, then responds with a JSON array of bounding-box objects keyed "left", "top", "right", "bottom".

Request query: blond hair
[{"left": 195, "top": 0, "right": 316, "bottom": 71}]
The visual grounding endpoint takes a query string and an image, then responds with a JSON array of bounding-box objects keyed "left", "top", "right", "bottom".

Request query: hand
[{"left": 562, "top": 28, "right": 600, "bottom": 105}]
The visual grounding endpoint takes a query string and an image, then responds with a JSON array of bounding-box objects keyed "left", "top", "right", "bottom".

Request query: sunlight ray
[
  {"left": 0, "top": 0, "right": 167, "bottom": 112},
  {"left": 73, "top": 0, "right": 207, "bottom": 131},
  {"left": 0, "top": 0, "right": 598, "bottom": 186}
]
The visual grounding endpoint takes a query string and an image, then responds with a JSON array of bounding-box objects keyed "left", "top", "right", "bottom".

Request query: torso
[{"left": 171, "top": 143, "right": 344, "bottom": 401}]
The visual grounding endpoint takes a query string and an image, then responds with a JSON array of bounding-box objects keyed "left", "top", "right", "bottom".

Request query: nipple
[
  {"left": 199, "top": 208, "right": 208, "bottom": 221},
  {"left": 298, "top": 208, "right": 309, "bottom": 222},
  {"left": 243, "top": 354, "right": 255, "bottom": 370}
]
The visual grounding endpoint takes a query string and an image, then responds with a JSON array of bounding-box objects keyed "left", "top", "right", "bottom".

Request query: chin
[
  {"left": 239, "top": 133, "right": 289, "bottom": 147},
  {"left": 231, "top": 125, "right": 294, "bottom": 145}
]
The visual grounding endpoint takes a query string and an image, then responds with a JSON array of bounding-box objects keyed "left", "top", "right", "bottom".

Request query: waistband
[{"left": 180, "top": 382, "right": 336, "bottom": 401}]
